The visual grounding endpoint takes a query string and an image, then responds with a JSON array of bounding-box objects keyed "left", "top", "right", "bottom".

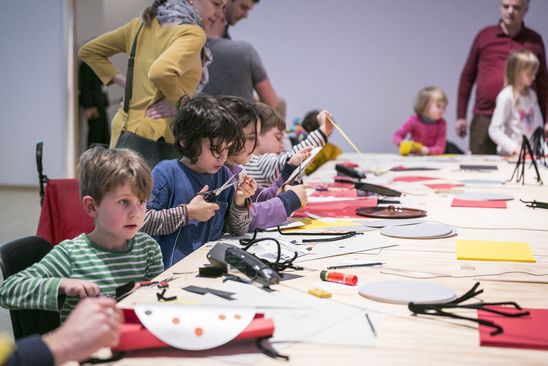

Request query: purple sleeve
[
  {"left": 7, "top": 335, "right": 54, "bottom": 366},
  {"left": 429, "top": 120, "right": 447, "bottom": 155},
  {"left": 393, "top": 116, "right": 415, "bottom": 146},
  {"left": 249, "top": 197, "right": 288, "bottom": 231}
]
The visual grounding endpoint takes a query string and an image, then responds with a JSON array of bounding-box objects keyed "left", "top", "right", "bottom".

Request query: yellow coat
[{"left": 79, "top": 17, "right": 206, "bottom": 147}]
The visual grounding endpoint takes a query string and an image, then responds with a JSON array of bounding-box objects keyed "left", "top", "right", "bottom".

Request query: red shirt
[{"left": 457, "top": 23, "right": 547, "bottom": 124}]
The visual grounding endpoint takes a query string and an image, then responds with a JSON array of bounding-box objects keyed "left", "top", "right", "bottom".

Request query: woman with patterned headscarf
[{"left": 79, "top": 0, "right": 226, "bottom": 149}]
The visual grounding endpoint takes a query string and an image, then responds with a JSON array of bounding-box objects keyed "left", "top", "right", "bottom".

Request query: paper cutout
[
  {"left": 391, "top": 165, "right": 439, "bottom": 171},
  {"left": 114, "top": 308, "right": 274, "bottom": 352},
  {"left": 456, "top": 240, "right": 536, "bottom": 263},
  {"left": 134, "top": 304, "right": 255, "bottom": 350},
  {"left": 392, "top": 176, "right": 437, "bottom": 182},
  {"left": 283, "top": 146, "right": 322, "bottom": 186},
  {"left": 424, "top": 183, "right": 464, "bottom": 189},
  {"left": 292, "top": 197, "right": 378, "bottom": 219},
  {"left": 380, "top": 222, "right": 456, "bottom": 239},
  {"left": 478, "top": 307, "right": 548, "bottom": 351},
  {"left": 358, "top": 280, "right": 457, "bottom": 304},
  {"left": 459, "top": 179, "right": 505, "bottom": 186},
  {"left": 311, "top": 189, "right": 358, "bottom": 198},
  {"left": 284, "top": 218, "right": 363, "bottom": 232},
  {"left": 451, "top": 198, "right": 507, "bottom": 209},
  {"left": 455, "top": 192, "right": 513, "bottom": 201}
]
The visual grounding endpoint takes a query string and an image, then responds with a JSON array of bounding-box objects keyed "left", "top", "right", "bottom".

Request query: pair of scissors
[{"left": 197, "top": 173, "right": 238, "bottom": 203}]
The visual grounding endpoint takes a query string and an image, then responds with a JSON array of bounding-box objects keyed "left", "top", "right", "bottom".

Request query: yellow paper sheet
[
  {"left": 286, "top": 218, "right": 362, "bottom": 232},
  {"left": 456, "top": 240, "right": 536, "bottom": 263}
]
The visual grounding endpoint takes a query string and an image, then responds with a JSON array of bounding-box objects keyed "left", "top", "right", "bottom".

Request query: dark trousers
[
  {"left": 87, "top": 108, "right": 110, "bottom": 148},
  {"left": 469, "top": 115, "right": 497, "bottom": 155}
]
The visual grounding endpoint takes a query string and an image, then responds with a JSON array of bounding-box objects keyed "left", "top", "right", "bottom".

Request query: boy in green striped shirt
[{"left": 0, "top": 146, "right": 164, "bottom": 321}]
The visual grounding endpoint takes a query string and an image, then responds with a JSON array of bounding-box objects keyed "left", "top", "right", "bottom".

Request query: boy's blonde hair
[
  {"left": 505, "top": 49, "right": 539, "bottom": 88},
  {"left": 255, "top": 102, "right": 286, "bottom": 135},
  {"left": 78, "top": 146, "right": 152, "bottom": 204},
  {"left": 414, "top": 86, "right": 448, "bottom": 117}
]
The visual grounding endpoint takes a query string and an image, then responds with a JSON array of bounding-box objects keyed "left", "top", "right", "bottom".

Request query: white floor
[{"left": 0, "top": 186, "right": 42, "bottom": 340}]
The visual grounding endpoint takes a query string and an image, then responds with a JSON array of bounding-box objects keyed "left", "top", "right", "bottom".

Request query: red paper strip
[
  {"left": 451, "top": 198, "right": 507, "bottom": 209},
  {"left": 424, "top": 183, "right": 465, "bottom": 189},
  {"left": 392, "top": 176, "right": 437, "bottom": 182},
  {"left": 292, "top": 197, "right": 378, "bottom": 218},
  {"left": 311, "top": 190, "right": 358, "bottom": 198}
]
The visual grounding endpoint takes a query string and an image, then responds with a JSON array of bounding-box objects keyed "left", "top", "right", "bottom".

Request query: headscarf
[{"left": 155, "top": 0, "right": 212, "bottom": 92}]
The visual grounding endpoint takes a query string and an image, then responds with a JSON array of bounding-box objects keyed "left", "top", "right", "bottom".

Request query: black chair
[{"left": 0, "top": 236, "right": 61, "bottom": 339}]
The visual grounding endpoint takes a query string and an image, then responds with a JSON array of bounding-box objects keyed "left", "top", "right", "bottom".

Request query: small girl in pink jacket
[{"left": 393, "top": 86, "right": 448, "bottom": 155}]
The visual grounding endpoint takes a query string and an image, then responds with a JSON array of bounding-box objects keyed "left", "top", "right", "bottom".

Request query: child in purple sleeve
[
  {"left": 393, "top": 86, "right": 448, "bottom": 155},
  {"left": 219, "top": 96, "right": 309, "bottom": 231}
]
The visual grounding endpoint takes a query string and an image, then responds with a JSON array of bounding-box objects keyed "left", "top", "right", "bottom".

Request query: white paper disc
[
  {"left": 380, "top": 222, "right": 455, "bottom": 239},
  {"left": 455, "top": 192, "right": 513, "bottom": 201},
  {"left": 358, "top": 280, "right": 456, "bottom": 304},
  {"left": 135, "top": 304, "right": 255, "bottom": 350}
]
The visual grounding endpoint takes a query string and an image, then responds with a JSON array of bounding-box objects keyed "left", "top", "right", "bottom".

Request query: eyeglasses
[{"left": 408, "top": 282, "right": 530, "bottom": 336}]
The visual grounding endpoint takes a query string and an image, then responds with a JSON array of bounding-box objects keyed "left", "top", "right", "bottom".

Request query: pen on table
[
  {"left": 327, "top": 262, "right": 383, "bottom": 270},
  {"left": 365, "top": 312, "right": 377, "bottom": 337}
]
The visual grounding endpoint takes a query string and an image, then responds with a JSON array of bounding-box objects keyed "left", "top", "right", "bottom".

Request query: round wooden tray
[{"left": 355, "top": 206, "right": 427, "bottom": 218}]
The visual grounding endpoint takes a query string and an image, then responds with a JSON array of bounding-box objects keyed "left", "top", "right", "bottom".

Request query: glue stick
[{"left": 320, "top": 270, "right": 358, "bottom": 286}]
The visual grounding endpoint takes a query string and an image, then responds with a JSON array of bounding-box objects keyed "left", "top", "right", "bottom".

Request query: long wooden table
[{"left": 116, "top": 153, "right": 548, "bottom": 365}]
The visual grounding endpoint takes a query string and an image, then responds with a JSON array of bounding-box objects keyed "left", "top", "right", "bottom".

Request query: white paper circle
[
  {"left": 135, "top": 304, "right": 255, "bottom": 350},
  {"left": 455, "top": 192, "right": 513, "bottom": 201},
  {"left": 358, "top": 280, "right": 456, "bottom": 304},
  {"left": 380, "top": 222, "right": 455, "bottom": 239}
]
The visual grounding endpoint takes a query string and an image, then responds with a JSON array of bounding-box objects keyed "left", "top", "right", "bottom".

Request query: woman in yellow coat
[{"left": 79, "top": 0, "right": 225, "bottom": 148}]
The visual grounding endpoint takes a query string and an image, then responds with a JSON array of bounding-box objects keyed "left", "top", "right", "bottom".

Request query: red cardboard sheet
[
  {"left": 478, "top": 307, "right": 548, "bottom": 351},
  {"left": 292, "top": 197, "right": 378, "bottom": 219},
  {"left": 451, "top": 198, "right": 507, "bottom": 209},
  {"left": 392, "top": 176, "right": 437, "bottom": 182}
]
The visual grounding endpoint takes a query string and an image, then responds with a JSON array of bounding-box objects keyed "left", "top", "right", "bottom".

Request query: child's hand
[
  {"left": 187, "top": 185, "right": 220, "bottom": 221},
  {"left": 288, "top": 146, "right": 314, "bottom": 166},
  {"left": 59, "top": 279, "right": 100, "bottom": 298},
  {"left": 317, "top": 110, "right": 333, "bottom": 136},
  {"left": 284, "top": 184, "right": 308, "bottom": 207},
  {"left": 419, "top": 146, "right": 430, "bottom": 155},
  {"left": 234, "top": 176, "right": 257, "bottom": 207}
]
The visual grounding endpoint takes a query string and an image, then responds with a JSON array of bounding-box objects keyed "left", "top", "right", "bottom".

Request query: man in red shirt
[{"left": 456, "top": 0, "right": 547, "bottom": 154}]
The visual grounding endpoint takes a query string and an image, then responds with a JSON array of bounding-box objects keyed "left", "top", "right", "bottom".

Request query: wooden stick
[{"left": 326, "top": 114, "right": 363, "bottom": 155}]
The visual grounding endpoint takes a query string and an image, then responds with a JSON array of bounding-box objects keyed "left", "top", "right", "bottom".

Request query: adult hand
[
  {"left": 288, "top": 146, "right": 314, "bottom": 166},
  {"left": 43, "top": 297, "right": 122, "bottom": 365},
  {"left": 84, "top": 107, "right": 99, "bottom": 120},
  {"left": 456, "top": 118, "right": 468, "bottom": 138},
  {"left": 285, "top": 184, "right": 308, "bottom": 207},
  {"left": 146, "top": 98, "right": 176, "bottom": 119},
  {"left": 318, "top": 110, "right": 333, "bottom": 136},
  {"left": 187, "top": 185, "right": 220, "bottom": 221},
  {"left": 59, "top": 279, "right": 100, "bottom": 298}
]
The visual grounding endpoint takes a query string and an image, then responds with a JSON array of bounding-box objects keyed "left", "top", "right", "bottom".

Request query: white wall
[
  {"left": 230, "top": 0, "right": 548, "bottom": 154},
  {"left": 1, "top": 0, "right": 547, "bottom": 185},
  {"left": 0, "top": 0, "right": 72, "bottom": 186}
]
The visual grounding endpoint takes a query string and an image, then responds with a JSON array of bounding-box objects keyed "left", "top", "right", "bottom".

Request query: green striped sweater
[{"left": 0, "top": 232, "right": 164, "bottom": 321}]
